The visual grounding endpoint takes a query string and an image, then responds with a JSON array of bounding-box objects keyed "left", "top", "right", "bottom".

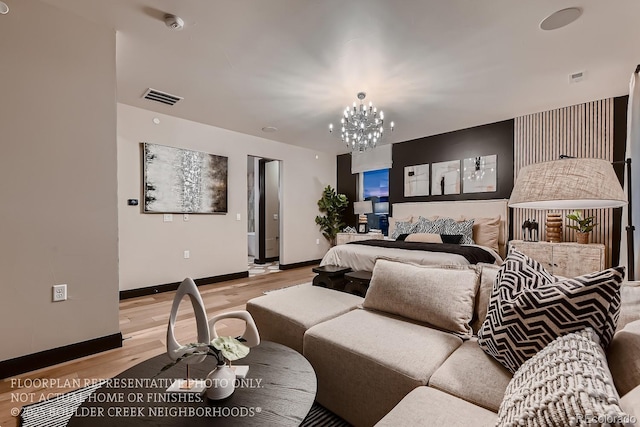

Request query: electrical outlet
[
  {"left": 316, "top": 239, "right": 320, "bottom": 245},
  {"left": 53, "top": 284, "right": 67, "bottom": 302},
  {"left": 184, "top": 250, "right": 190, "bottom": 259},
  {"left": 183, "top": 214, "right": 189, "bottom": 222},
  {"left": 236, "top": 213, "right": 241, "bottom": 221},
  {"left": 163, "top": 213, "right": 173, "bottom": 222}
]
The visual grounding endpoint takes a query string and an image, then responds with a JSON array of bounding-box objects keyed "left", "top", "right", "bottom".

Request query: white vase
[{"left": 205, "top": 364, "right": 236, "bottom": 400}]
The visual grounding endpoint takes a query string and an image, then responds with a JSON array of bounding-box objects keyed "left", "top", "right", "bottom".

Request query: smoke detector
[{"left": 164, "top": 14, "right": 184, "bottom": 31}]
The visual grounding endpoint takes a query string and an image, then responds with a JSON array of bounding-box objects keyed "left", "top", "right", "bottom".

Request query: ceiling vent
[{"left": 142, "top": 88, "right": 183, "bottom": 106}]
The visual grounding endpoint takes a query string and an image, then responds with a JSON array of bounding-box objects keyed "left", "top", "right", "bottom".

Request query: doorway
[{"left": 247, "top": 156, "right": 281, "bottom": 268}]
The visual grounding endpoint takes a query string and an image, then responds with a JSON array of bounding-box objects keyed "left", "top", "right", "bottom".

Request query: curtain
[
  {"left": 351, "top": 144, "right": 392, "bottom": 174},
  {"left": 620, "top": 70, "right": 640, "bottom": 280}
]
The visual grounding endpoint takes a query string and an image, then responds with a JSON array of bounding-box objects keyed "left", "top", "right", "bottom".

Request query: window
[
  {"left": 362, "top": 168, "right": 389, "bottom": 199},
  {"left": 360, "top": 169, "right": 390, "bottom": 234}
]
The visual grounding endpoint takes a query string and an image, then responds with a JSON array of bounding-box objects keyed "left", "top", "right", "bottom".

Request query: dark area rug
[{"left": 20, "top": 381, "right": 350, "bottom": 426}]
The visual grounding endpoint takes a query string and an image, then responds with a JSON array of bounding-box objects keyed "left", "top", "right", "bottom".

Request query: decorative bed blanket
[
  {"left": 348, "top": 240, "right": 497, "bottom": 264},
  {"left": 320, "top": 239, "right": 501, "bottom": 272}
]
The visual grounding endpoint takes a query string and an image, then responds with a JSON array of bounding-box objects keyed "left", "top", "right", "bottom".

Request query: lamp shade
[
  {"left": 354, "top": 200, "right": 373, "bottom": 215},
  {"left": 509, "top": 158, "right": 627, "bottom": 209}
]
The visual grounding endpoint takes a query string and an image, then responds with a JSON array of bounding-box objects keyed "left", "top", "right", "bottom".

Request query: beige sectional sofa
[{"left": 247, "top": 261, "right": 640, "bottom": 426}]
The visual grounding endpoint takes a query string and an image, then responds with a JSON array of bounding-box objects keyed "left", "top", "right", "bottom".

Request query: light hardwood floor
[{"left": 0, "top": 265, "right": 317, "bottom": 427}]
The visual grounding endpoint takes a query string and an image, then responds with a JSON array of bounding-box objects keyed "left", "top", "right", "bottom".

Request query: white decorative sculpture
[
  {"left": 167, "top": 278, "right": 210, "bottom": 365},
  {"left": 208, "top": 310, "right": 261, "bottom": 348},
  {"left": 165, "top": 278, "right": 261, "bottom": 393}
]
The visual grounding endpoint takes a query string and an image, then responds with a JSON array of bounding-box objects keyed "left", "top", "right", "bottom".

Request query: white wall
[
  {"left": 0, "top": 0, "right": 119, "bottom": 361},
  {"left": 118, "top": 104, "right": 335, "bottom": 291}
]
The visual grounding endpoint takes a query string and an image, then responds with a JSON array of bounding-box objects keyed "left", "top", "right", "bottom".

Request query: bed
[{"left": 320, "top": 199, "right": 508, "bottom": 272}]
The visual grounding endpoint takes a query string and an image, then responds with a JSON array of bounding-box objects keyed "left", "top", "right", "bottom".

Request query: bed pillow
[
  {"left": 404, "top": 233, "right": 442, "bottom": 243},
  {"left": 390, "top": 218, "right": 415, "bottom": 239},
  {"left": 478, "top": 249, "right": 624, "bottom": 373},
  {"left": 460, "top": 216, "right": 500, "bottom": 253},
  {"left": 440, "top": 234, "right": 463, "bottom": 244},
  {"left": 442, "top": 218, "right": 475, "bottom": 244},
  {"left": 412, "top": 216, "right": 447, "bottom": 234},
  {"left": 363, "top": 259, "right": 480, "bottom": 337},
  {"left": 497, "top": 328, "right": 631, "bottom": 427}
]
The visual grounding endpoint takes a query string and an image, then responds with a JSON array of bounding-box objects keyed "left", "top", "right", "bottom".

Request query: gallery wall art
[
  {"left": 143, "top": 143, "right": 228, "bottom": 213},
  {"left": 462, "top": 154, "right": 497, "bottom": 193},
  {"left": 431, "top": 160, "right": 460, "bottom": 195},
  {"left": 404, "top": 164, "right": 430, "bottom": 197}
]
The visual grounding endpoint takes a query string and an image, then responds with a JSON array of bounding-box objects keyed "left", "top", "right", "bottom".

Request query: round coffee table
[{"left": 67, "top": 341, "right": 317, "bottom": 426}]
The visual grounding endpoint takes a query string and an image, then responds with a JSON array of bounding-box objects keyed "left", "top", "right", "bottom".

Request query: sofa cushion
[
  {"left": 246, "top": 283, "right": 363, "bottom": 353},
  {"left": 429, "top": 338, "right": 512, "bottom": 412},
  {"left": 497, "top": 328, "right": 630, "bottom": 427},
  {"left": 471, "top": 263, "right": 500, "bottom": 334},
  {"left": 478, "top": 249, "right": 624, "bottom": 373},
  {"left": 363, "top": 259, "right": 479, "bottom": 337},
  {"left": 303, "top": 309, "right": 463, "bottom": 426},
  {"left": 619, "top": 282, "right": 640, "bottom": 331},
  {"left": 375, "top": 386, "right": 498, "bottom": 427},
  {"left": 620, "top": 384, "right": 640, "bottom": 422},
  {"left": 608, "top": 319, "right": 640, "bottom": 396}
]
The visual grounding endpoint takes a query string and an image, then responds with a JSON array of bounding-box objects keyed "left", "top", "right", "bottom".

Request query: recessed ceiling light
[
  {"left": 152, "top": 117, "right": 161, "bottom": 124},
  {"left": 540, "top": 7, "right": 582, "bottom": 31},
  {"left": 0, "top": 2, "right": 9, "bottom": 15},
  {"left": 261, "top": 126, "right": 278, "bottom": 133}
]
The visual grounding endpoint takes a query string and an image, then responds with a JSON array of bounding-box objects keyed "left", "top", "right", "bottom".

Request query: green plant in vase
[
  {"left": 315, "top": 185, "right": 349, "bottom": 246},
  {"left": 566, "top": 210, "right": 598, "bottom": 244}
]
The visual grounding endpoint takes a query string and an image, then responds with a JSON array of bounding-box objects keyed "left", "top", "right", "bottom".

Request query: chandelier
[{"left": 329, "top": 92, "right": 394, "bottom": 152}]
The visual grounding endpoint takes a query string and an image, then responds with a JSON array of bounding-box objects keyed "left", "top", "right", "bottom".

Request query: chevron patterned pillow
[
  {"left": 477, "top": 249, "right": 624, "bottom": 373},
  {"left": 442, "top": 218, "right": 475, "bottom": 244}
]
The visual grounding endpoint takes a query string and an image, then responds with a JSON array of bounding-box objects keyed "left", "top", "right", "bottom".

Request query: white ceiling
[{"left": 40, "top": 0, "right": 640, "bottom": 155}]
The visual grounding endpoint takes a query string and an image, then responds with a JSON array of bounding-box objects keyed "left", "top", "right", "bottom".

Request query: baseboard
[
  {"left": 0, "top": 333, "right": 123, "bottom": 380},
  {"left": 279, "top": 259, "right": 322, "bottom": 270},
  {"left": 253, "top": 256, "right": 279, "bottom": 265},
  {"left": 119, "top": 271, "right": 249, "bottom": 300}
]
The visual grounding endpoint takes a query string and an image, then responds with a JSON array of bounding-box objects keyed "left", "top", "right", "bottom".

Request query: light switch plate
[{"left": 163, "top": 214, "right": 173, "bottom": 222}]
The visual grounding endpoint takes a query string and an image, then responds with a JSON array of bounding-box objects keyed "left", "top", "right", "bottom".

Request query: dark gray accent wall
[
  {"left": 390, "top": 120, "right": 515, "bottom": 206},
  {"left": 337, "top": 153, "right": 358, "bottom": 228}
]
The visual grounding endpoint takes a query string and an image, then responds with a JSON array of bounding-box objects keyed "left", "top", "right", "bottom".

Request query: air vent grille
[{"left": 142, "top": 88, "right": 183, "bottom": 106}]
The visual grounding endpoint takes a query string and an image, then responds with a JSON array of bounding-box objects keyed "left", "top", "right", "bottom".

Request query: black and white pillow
[
  {"left": 477, "top": 249, "right": 624, "bottom": 373},
  {"left": 497, "top": 328, "right": 631, "bottom": 427},
  {"left": 391, "top": 220, "right": 416, "bottom": 239},
  {"left": 442, "top": 218, "right": 475, "bottom": 244},
  {"left": 412, "top": 217, "right": 447, "bottom": 234}
]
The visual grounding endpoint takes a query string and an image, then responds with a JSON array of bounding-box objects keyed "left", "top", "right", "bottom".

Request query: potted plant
[
  {"left": 315, "top": 185, "right": 349, "bottom": 246},
  {"left": 566, "top": 210, "right": 598, "bottom": 244}
]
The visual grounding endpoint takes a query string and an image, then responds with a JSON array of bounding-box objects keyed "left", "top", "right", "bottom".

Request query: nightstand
[
  {"left": 509, "top": 240, "right": 605, "bottom": 277},
  {"left": 336, "top": 232, "right": 384, "bottom": 245}
]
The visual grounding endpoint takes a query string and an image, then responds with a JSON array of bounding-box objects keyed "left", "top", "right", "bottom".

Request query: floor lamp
[{"left": 508, "top": 157, "right": 633, "bottom": 279}]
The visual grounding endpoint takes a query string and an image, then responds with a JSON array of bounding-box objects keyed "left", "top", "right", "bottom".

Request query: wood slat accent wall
[{"left": 513, "top": 98, "right": 615, "bottom": 267}]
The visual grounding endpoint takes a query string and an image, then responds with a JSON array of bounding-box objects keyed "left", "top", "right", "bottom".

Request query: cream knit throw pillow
[{"left": 497, "top": 328, "right": 633, "bottom": 427}]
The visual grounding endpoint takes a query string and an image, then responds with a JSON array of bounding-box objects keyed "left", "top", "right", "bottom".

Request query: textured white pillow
[
  {"left": 363, "top": 259, "right": 480, "bottom": 337},
  {"left": 498, "top": 328, "right": 633, "bottom": 427}
]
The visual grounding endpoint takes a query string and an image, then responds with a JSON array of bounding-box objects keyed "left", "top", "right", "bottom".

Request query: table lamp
[
  {"left": 508, "top": 157, "right": 633, "bottom": 279},
  {"left": 353, "top": 200, "right": 373, "bottom": 233}
]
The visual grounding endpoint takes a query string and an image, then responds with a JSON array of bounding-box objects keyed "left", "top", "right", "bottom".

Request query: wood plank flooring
[{"left": 0, "top": 265, "right": 316, "bottom": 427}]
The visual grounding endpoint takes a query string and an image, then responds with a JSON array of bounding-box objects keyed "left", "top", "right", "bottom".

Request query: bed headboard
[{"left": 391, "top": 199, "right": 509, "bottom": 257}]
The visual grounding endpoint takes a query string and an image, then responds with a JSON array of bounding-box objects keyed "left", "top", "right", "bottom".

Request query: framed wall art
[
  {"left": 404, "top": 164, "right": 430, "bottom": 197},
  {"left": 431, "top": 160, "right": 460, "bottom": 195},
  {"left": 142, "top": 143, "right": 228, "bottom": 214},
  {"left": 463, "top": 154, "right": 497, "bottom": 193}
]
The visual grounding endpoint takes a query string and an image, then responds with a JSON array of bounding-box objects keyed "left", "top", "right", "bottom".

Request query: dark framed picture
[{"left": 357, "top": 223, "right": 368, "bottom": 234}]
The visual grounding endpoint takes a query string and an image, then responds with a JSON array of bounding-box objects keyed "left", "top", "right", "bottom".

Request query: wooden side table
[
  {"left": 509, "top": 240, "right": 605, "bottom": 277},
  {"left": 312, "top": 265, "right": 351, "bottom": 291},
  {"left": 344, "top": 271, "right": 373, "bottom": 297}
]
